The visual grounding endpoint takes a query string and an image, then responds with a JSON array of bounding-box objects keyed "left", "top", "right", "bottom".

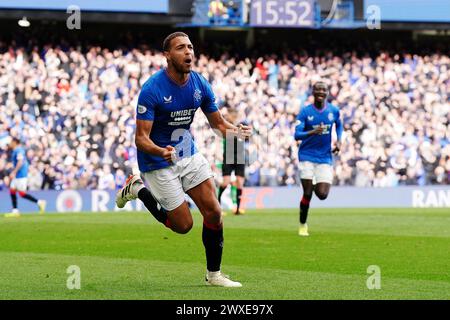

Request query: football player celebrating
[{"left": 116, "top": 32, "right": 251, "bottom": 287}]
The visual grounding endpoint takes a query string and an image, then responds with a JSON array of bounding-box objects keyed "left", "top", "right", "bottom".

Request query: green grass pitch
[{"left": 0, "top": 208, "right": 449, "bottom": 300}]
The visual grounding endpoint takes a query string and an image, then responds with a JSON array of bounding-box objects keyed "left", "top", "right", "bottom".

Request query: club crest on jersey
[
  {"left": 163, "top": 96, "right": 173, "bottom": 104},
  {"left": 137, "top": 105, "right": 147, "bottom": 114},
  {"left": 193, "top": 89, "right": 202, "bottom": 102},
  {"left": 328, "top": 113, "right": 334, "bottom": 121},
  {"left": 307, "top": 116, "right": 314, "bottom": 121}
]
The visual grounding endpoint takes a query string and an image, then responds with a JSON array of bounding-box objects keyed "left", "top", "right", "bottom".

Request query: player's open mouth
[{"left": 184, "top": 58, "right": 192, "bottom": 66}]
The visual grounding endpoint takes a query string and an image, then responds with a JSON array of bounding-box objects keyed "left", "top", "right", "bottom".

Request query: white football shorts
[
  {"left": 142, "top": 152, "right": 214, "bottom": 211},
  {"left": 10, "top": 177, "right": 28, "bottom": 191},
  {"left": 298, "top": 161, "right": 333, "bottom": 184}
]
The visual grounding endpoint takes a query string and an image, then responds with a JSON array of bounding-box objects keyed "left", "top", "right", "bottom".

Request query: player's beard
[{"left": 171, "top": 59, "right": 191, "bottom": 75}]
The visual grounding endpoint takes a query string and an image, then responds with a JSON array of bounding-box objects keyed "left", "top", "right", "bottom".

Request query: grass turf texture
[{"left": 0, "top": 208, "right": 449, "bottom": 300}]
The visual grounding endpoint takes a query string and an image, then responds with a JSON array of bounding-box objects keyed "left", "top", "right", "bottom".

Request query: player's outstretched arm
[
  {"left": 135, "top": 119, "right": 175, "bottom": 163},
  {"left": 205, "top": 111, "right": 252, "bottom": 139}
]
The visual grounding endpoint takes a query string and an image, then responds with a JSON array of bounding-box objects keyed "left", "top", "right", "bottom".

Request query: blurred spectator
[
  {"left": 0, "top": 33, "right": 448, "bottom": 190},
  {"left": 208, "top": 0, "right": 243, "bottom": 25},
  {"left": 209, "top": 0, "right": 228, "bottom": 24}
]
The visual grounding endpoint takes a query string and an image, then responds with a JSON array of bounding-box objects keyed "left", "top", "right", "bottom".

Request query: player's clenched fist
[{"left": 162, "top": 145, "right": 176, "bottom": 163}]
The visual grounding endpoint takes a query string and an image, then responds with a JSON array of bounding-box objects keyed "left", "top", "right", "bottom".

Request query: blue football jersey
[
  {"left": 136, "top": 69, "right": 219, "bottom": 172},
  {"left": 294, "top": 103, "right": 343, "bottom": 164},
  {"left": 12, "top": 146, "right": 29, "bottom": 178}
]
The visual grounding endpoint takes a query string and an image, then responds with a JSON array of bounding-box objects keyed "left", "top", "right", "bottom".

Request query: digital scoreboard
[{"left": 250, "top": 0, "right": 315, "bottom": 27}]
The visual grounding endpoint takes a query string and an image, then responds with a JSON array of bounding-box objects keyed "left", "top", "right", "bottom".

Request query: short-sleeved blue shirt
[{"left": 136, "top": 69, "right": 218, "bottom": 172}]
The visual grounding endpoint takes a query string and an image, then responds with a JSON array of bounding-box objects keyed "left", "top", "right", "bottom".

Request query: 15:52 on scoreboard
[{"left": 250, "top": 0, "right": 315, "bottom": 27}]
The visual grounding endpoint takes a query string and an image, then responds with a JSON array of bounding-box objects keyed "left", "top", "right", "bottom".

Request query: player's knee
[
  {"left": 316, "top": 192, "right": 328, "bottom": 200},
  {"left": 204, "top": 208, "right": 222, "bottom": 225},
  {"left": 175, "top": 221, "right": 193, "bottom": 234}
]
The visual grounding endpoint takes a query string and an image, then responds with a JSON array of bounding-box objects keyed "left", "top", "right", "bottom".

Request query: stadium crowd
[{"left": 0, "top": 34, "right": 449, "bottom": 190}]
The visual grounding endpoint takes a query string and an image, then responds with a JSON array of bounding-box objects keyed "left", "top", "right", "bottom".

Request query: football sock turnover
[
  {"left": 21, "top": 193, "right": 38, "bottom": 203},
  {"left": 300, "top": 195, "right": 311, "bottom": 224}
]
